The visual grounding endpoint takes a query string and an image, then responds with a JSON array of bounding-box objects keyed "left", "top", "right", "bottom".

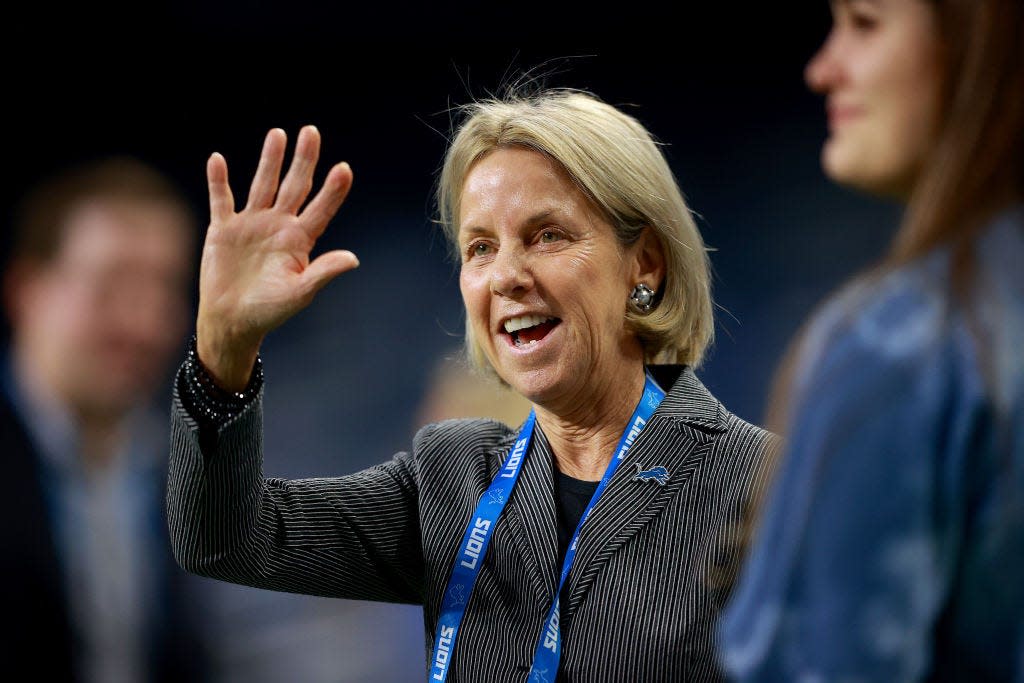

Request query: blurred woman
[{"left": 720, "top": 0, "right": 1024, "bottom": 680}]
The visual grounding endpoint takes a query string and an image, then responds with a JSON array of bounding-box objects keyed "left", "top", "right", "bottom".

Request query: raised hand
[{"left": 196, "top": 125, "right": 359, "bottom": 391}]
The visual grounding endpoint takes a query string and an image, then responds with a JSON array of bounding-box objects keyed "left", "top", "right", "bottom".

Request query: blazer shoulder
[
  {"left": 0, "top": 391, "right": 38, "bottom": 490},
  {"left": 724, "top": 410, "right": 778, "bottom": 445},
  {"left": 412, "top": 417, "right": 519, "bottom": 469},
  {"left": 716, "top": 409, "right": 781, "bottom": 475}
]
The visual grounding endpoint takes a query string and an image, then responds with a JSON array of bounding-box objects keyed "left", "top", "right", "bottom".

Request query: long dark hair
[{"left": 894, "top": 0, "right": 1024, "bottom": 267}]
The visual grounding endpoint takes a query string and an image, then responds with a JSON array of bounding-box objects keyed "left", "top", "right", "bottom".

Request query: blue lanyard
[{"left": 428, "top": 373, "right": 666, "bottom": 682}]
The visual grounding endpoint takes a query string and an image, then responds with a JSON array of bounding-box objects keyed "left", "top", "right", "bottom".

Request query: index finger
[{"left": 299, "top": 162, "right": 354, "bottom": 238}]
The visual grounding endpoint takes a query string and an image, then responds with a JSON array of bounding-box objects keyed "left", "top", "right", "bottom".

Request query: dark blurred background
[{"left": 3, "top": 3, "right": 900, "bottom": 680}]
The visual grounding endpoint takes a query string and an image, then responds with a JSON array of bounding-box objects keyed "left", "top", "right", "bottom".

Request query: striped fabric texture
[{"left": 167, "top": 365, "right": 777, "bottom": 682}]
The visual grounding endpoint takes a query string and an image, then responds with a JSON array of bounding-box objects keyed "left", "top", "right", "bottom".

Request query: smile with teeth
[{"left": 502, "top": 314, "right": 561, "bottom": 347}]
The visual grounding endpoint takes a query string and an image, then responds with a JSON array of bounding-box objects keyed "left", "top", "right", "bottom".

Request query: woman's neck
[{"left": 533, "top": 360, "right": 648, "bottom": 481}]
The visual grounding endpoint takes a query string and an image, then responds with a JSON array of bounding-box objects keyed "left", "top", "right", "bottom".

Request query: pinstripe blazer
[{"left": 168, "top": 364, "right": 776, "bottom": 682}]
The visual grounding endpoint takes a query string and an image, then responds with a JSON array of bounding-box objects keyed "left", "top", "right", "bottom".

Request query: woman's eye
[
  {"left": 844, "top": 2, "right": 878, "bottom": 31},
  {"left": 850, "top": 12, "right": 877, "bottom": 30},
  {"left": 833, "top": 2, "right": 878, "bottom": 33},
  {"left": 469, "top": 242, "right": 491, "bottom": 257},
  {"left": 539, "top": 230, "right": 562, "bottom": 243}
]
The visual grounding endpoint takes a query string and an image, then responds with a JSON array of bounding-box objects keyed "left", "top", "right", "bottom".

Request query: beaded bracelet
[{"left": 178, "top": 334, "right": 264, "bottom": 428}]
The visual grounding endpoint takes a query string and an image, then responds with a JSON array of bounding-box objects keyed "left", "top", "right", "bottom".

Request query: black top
[
  {"left": 553, "top": 470, "right": 600, "bottom": 567},
  {"left": 553, "top": 470, "right": 600, "bottom": 682}
]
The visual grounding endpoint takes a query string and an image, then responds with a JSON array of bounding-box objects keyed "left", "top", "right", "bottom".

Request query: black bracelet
[{"left": 178, "top": 334, "right": 264, "bottom": 427}]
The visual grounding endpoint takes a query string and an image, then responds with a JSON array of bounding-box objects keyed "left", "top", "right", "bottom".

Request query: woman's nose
[
  {"left": 805, "top": 32, "right": 841, "bottom": 94},
  {"left": 489, "top": 246, "right": 533, "bottom": 298}
]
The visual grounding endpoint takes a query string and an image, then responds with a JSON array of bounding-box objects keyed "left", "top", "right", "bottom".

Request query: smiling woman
[{"left": 166, "top": 88, "right": 777, "bottom": 682}]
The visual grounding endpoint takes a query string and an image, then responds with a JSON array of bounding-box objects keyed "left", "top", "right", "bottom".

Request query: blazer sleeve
[{"left": 166, "top": 380, "right": 424, "bottom": 604}]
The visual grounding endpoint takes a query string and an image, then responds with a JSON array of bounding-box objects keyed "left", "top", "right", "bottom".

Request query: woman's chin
[
  {"left": 821, "top": 140, "right": 862, "bottom": 187},
  {"left": 822, "top": 140, "right": 918, "bottom": 199},
  {"left": 499, "top": 369, "right": 556, "bottom": 403},
  {"left": 497, "top": 365, "right": 575, "bottom": 408}
]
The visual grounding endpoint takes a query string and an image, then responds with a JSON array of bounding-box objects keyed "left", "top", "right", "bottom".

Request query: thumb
[{"left": 303, "top": 250, "right": 360, "bottom": 295}]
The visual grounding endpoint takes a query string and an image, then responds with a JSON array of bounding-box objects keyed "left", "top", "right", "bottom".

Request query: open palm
[{"left": 196, "top": 126, "right": 359, "bottom": 390}]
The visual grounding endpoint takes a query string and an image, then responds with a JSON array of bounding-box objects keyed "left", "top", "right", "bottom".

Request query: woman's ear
[{"left": 630, "top": 227, "right": 666, "bottom": 292}]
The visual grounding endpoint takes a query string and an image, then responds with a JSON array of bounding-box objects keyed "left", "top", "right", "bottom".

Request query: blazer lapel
[
  {"left": 561, "top": 366, "right": 728, "bottom": 619},
  {"left": 489, "top": 425, "right": 559, "bottom": 605}
]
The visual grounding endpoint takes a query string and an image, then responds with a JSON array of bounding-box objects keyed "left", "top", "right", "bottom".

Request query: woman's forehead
[{"left": 458, "top": 151, "right": 585, "bottom": 226}]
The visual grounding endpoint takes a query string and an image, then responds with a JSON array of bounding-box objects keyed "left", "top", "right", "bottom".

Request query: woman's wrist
[
  {"left": 179, "top": 333, "right": 264, "bottom": 428},
  {"left": 195, "top": 320, "right": 263, "bottom": 392}
]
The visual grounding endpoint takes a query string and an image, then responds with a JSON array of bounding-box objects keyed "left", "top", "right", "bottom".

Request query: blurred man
[{"left": 0, "top": 158, "right": 210, "bottom": 682}]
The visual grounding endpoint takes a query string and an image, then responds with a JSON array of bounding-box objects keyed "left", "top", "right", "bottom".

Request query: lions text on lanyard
[{"left": 459, "top": 433, "right": 526, "bottom": 571}]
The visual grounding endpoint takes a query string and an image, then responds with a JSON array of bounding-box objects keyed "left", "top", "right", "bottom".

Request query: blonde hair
[{"left": 436, "top": 89, "right": 713, "bottom": 377}]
